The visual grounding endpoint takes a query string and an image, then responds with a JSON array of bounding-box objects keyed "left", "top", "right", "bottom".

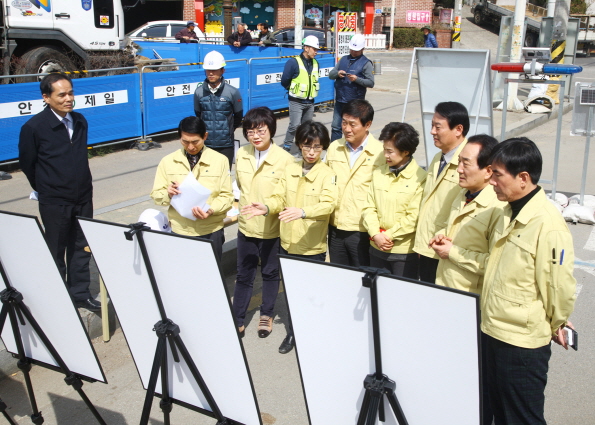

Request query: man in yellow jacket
[
  {"left": 429, "top": 134, "right": 505, "bottom": 425},
  {"left": 482, "top": 138, "right": 576, "bottom": 424},
  {"left": 325, "top": 99, "right": 385, "bottom": 266},
  {"left": 430, "top": 134, "right": 506, "bottom": 294},
  {"left": 151, "top": 116, "right": 233, "bottom": 260},
  {"left": 414, "top": 101, "right": 469, "bottom": 283}
]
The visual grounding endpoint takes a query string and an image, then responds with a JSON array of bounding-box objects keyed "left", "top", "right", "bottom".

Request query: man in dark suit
[{"left": 19, "top": 74, "right": 100, "bottom": 311}]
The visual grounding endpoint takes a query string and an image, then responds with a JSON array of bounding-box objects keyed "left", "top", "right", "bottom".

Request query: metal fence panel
[
  {"left": 134, "top": 41, "right": 200, "bottom": 65},
  {"left": 0, "top": 74, "right": 142, "bottom": 162},
  {"left": 142, "top": 61, "right": 248, "bottom": 136}
]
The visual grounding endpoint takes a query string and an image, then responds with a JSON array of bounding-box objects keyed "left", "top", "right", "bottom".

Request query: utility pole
[
  {"left": 389, "top": 0, "right": 396, "bottom": 50},
  {"left": 499, "top": 0, "right": 526, "bottom": 111},
  {"left": 452, "top": 0, "right": 462, "bottom": 48},
  {"left": 548, "top": 0, "right": 570, "bottom": 103},
  {"left": 295, "top": 0, "right": 303, "bottom": 49}
]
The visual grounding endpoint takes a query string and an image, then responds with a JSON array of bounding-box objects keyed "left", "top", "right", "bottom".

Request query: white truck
[
  {"left": 471, "top": 0, "right": 545, "bottom": 47},
  {"left": 1, "top": 0, "right": 133, "bottom": 77}
]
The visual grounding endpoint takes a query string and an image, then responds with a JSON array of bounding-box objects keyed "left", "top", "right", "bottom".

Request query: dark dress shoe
[
  {"left": 75, "top": 298, "right": 101, "bottom": 312},
  {"left": 278, "top": 334, "right": 295, "bottom": 354}
]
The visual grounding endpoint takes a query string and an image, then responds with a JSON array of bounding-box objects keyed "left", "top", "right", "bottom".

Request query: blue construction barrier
[
  {"left": 249, "top": 53, "right": 335, "bottom": 111},
  {"left": 134, "top": 42, "right": 303, "bottom": 65},
  {"left": 0, "top": 49, "right": 335, "bottom": 162},
  {"left": 134, "top": 41, "right": 200, "bottom": 66},
  {"left": 0, "top": 73, "right": 142, "bottom": 162},
  {"left": 142, "top": 60, "right": 249, "bottom": 136}
]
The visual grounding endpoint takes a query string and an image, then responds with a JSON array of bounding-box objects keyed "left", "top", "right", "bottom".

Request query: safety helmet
[
  {"left": 138, "top": 209, "right": 172, "bottom": 233},
  {"left": 203, "top": 51, "right": 226, "bottom": 70},
  {"left": 349, "top": 34, "right": 365, "bottom": 51},
  {"left": 303, "top": 35, "right": 320, "bottom": 49}
]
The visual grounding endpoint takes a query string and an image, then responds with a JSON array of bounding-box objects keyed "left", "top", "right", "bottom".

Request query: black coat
[{"left": 19, "top": 106, "right": 93, "bottom": 205}]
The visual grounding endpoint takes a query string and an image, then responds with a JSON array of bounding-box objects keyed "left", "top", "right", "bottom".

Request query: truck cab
[{"left": 1, "top": 0, "right": 125, "bottom": 76}]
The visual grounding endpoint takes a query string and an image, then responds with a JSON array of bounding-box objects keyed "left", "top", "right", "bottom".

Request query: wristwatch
[{"left": 301, "top": 209, "right": 306, "bottom": 219}]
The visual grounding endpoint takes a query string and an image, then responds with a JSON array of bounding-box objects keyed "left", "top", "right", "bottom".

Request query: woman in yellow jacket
[
  {"left": 362, "top": 122, "right": 427, "bottom": 278},
  {"left": 242, "top": 121, "right": 337, "bottom": 354},
  {"left": 150, "top": 116, "right": 233, "bottom": 260},
  {"left": 233, "top": 107, "right": 295, "bottom": 339}
]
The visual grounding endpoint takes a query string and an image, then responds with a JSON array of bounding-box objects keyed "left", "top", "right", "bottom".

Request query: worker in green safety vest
[{"left": 280, "top": 35, "right": 320, "bottom": 153}]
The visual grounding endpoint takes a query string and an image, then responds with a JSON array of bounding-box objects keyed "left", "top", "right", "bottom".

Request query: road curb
[{"left": 502, "top": 102, "right": 573, "bottom": 140}]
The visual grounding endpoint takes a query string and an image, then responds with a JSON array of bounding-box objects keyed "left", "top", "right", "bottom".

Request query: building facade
[{"left": 181, "top": 0, "right": 435, "bottom": 34}]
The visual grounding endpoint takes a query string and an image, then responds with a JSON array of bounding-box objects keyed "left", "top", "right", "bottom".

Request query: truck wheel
[
  {"left": 524, "top": 32, "right": 537, "bottom": 47},
  {"left": 474, "top": 11, "right": 483, "bottom": 26},
  {"left": 14, "top": 46, "right": 77, "bottom": 81}
]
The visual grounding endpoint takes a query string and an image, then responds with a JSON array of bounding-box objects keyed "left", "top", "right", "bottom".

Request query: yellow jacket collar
[
  {"left": 172, "top": 146, "right": 212, "bottom": 166},
  {"left": 510, "top": 187, "right": 546, "bottom": 225}
]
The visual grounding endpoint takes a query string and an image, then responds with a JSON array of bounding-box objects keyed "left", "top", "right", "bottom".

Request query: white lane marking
[
  {"left": 583, "top": 226, "right": 595, "bottom": 251},
  {"left": 576, "top": 283, "right": 583, "bottom": 297},
  {"left": 574, "top": 257, "right": 595, "bottom": 277},
  {"left": 382, "top": 67, "right": 404, "bottom": 72}
]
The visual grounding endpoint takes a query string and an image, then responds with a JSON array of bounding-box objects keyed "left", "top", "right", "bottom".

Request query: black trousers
[
  {"left": 369, "top": 251, "right": 419, "bottom": 280},
  {"left": 232, "top": 232, "right": 280, "bottom": 327},
  {"left": 39, "top": 201, "right": 93, "bottom": 302},
  {"left": 485, "top": 334, "right": 551, "bottom": 425},
  {"left": 196, "top": 228, "right": 225, "bottom": 261},
  {"left": 418, "top": 254, "right": 439, "bottom": 284},
  {"left": 328, "top": 225, "right": 370, "bottom": 267}
]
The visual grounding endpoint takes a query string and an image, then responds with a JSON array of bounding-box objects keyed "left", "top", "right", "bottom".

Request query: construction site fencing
[{"left": 0, "top": 53, "right": 337, "bottom": 162}]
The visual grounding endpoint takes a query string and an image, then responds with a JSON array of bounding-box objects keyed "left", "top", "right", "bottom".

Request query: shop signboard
[
  {"left": 406, "top": 10, "right": 431, "bottom": 24},
  {"left": 335, "top": 12, "right": 357, "bottom": 61}
]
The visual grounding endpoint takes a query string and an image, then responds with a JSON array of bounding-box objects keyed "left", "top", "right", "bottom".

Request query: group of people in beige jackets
[{"left": 151, "top": 98, "right": 576, "bottom": 425}]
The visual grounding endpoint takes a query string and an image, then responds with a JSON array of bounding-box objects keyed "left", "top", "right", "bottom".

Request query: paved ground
[{"left": 1, "top": 6, "right": 594, "bottom": 424}]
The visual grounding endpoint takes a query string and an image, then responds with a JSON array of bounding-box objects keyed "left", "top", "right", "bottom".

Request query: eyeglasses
[
  {"left": 246, "top": 128, "right": 267, "bottom": 137},
  {"left": 301, "top": 145, "right": 323, "bottom": 152}
]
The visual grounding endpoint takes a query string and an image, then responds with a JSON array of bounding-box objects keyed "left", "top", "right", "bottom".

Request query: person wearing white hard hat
[
  {"left": 194, "top": 50, "right": 243, "bottom": 169},
  {"left": 280, "top": 35, "right": 320, "bottom": 153},
  {"left": 328, "top": 33, "right": 375, "bottom": 142}
]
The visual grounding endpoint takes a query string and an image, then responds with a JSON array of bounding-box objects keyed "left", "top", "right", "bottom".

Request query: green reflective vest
[{"left": 289, "top": 56, "right": 319, "bottom": 100}]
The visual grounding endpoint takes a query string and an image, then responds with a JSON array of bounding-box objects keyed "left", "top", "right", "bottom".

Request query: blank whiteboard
[
  {"left": 415, "top": 48, "right": 493, "bottom": 166},
  {"left": 280, "top": 256, "right": 480, "bottom": 425},
  {"left": 79, "top": 218, "right": 261, "bottom": 425},
  {"left": 0, "top": 211, "right": 105, "bottom": 383}
]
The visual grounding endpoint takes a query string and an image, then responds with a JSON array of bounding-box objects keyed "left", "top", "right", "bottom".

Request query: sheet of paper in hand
[{"left": 171, "top": 171, "right": 211, "bottom": 221}]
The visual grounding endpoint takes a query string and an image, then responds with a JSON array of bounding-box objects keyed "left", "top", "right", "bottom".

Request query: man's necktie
[
  {"left": 437, "top": 154, "right": 447, "bottom": 178},
  {"left": 62, "top": 117, "right": 71, "bottom": 140}
]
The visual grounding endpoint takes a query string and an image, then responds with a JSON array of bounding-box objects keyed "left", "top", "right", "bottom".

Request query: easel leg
[
  {"left": 140, "top": 336, "right": 167, "bottom": 425},
  {"left": 10, "top": 295, "right": 106, "bottom": 425},
  {"left": 386, "top": 391, "right": 408, "bottom": 425},
  {"left": 64, "top": 375, "right": 106, "bottom": 425},
  {"left": 173, "top": 335, "right": 227, "bottom": 422},
  {"left": 3, "top": 300, "right": 43, "bottom": 424},
  {"left": 0, "top": 398, "right": 17, "bottom": 425}
]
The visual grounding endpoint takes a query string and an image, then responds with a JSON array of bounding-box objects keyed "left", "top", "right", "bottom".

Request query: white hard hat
[
  {"left": 303, "top": 35, "right": 320, "bottom": 49},
  {"left": 138, "top": 209, "right": 172, "bottom": 233},
  {"left": 349, "top": 34, "right": 366, "bottom": 51},
  {"left": 203, "top": 50, "right": 226, "bottom": 70}
]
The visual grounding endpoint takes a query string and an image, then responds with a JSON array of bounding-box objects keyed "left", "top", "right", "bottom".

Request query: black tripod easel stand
[
  {"left": 0, "top": 259, "right": 106, "bottom": 425},
  {"left": 0, "top": 398, "right": 16, "bottom": 425},
  {"left": 124, "top": 223, "right": 241, "bottom": 425},
  {"left": 356, "top": 267, "right": 409, "bottom": 425}
]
